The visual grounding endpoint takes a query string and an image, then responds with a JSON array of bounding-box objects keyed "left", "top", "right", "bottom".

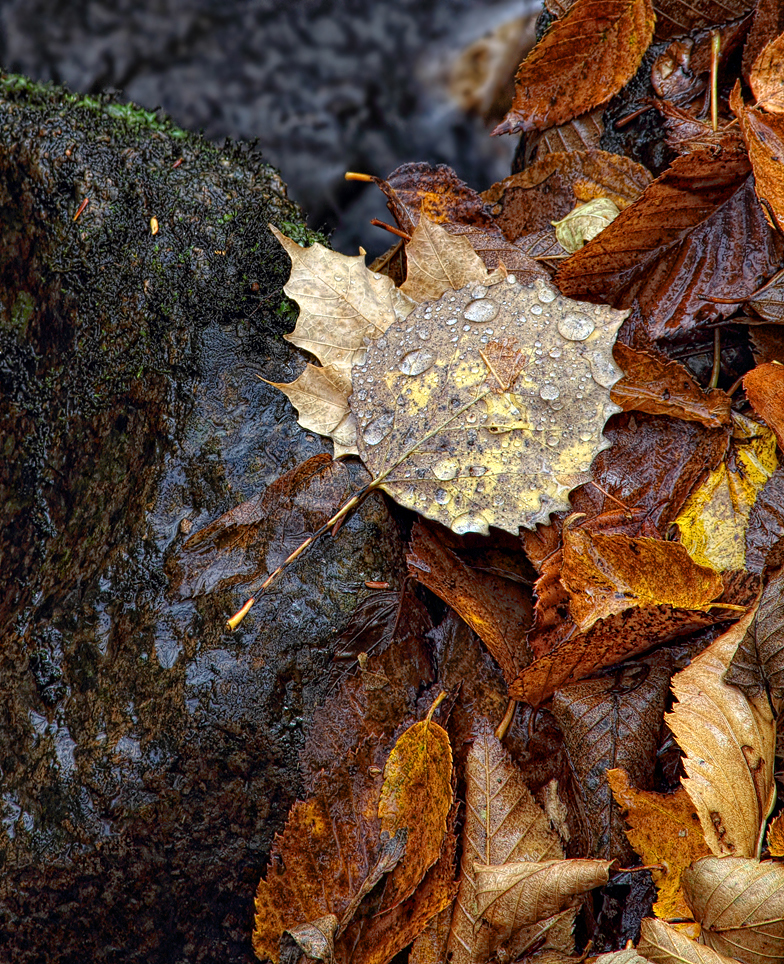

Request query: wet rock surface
[{"left": 0, "top": 76, "right": 403, "bottom": 962}]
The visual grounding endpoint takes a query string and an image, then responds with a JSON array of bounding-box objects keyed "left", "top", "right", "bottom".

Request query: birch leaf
[{"left": 666, "top": 609, "right": 775, "bottom": 858}]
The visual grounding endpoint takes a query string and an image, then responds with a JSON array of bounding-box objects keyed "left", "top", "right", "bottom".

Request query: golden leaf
[
  {"left": 607, "top": 767, "right": 710, "bottom": 926},
  {"left": 675, "top": 413, "right": 778, "bottom": 572},
  {"left": 552, "top": 198, "right": 621, "bottom": 253},
  {"left": 638, "top": 918, "right": 738, "bottom": 964},
  {"left": 768, "top": 814, "right": 784, "bottom": 857},
  {"left": 667, "top": 609, "right": 775, "bottom": 859},
  {"left": 263, "top": 364, "right": 359, "bottom": 458},
  {"left": 377, "top": 696, "right": 453, "bottom": 908},
  {"left": 683, "top": 857, "right": 784, "bottom": 964},
  {"left": 352, "top": 275, "right": 627, "bottom": 535}
]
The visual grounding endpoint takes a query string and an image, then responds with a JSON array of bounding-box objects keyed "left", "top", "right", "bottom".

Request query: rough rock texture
[{"left": 0, "top": 75, "right": 403, "bottom": 963}]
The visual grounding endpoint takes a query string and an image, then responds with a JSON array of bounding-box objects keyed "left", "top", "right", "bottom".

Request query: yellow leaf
[
  {"left": 607, "top": 767, "right": 710, "bottom": 928},
  {"left": 263, "top": 363, "right": 359, "bottom": 458},
  {"left": 767, "top": 813, "right": 784, "bottom": 857},
  {"left": 377, "top": 696, "right": 453, "bottom": 908},
  {"left": 552, "top": 198, "right": 621, "bottom": 253},
  {"left": 675, "top": 413, "right": 778, "bottom": 571},
  {"left": 353, "top": 274, "right": 627, "bottom": 535},
  {"left": 667, "top": 609, "right": 775, "bottom": 859}
]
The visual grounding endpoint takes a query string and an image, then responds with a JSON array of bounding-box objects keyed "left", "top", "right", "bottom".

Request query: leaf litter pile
[{"left": 186, "top": 2, "right": 784, "bottom": 963}]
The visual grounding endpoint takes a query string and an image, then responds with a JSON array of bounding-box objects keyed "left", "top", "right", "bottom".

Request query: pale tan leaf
[
  {"left": 552, "top": 198, "right": 621, "bottom": 253},
  {"left": 446, "top": 727, "right": 566, "bottom": 964},
  {"left": 683, "top": 857, "right": 784, "bottom": 964},
  {"left": 400, "top": 217, "right": 504, "bottom": 303},
  {"left": 264, "top": 364, "right": 359, "bottom": 458},
  {"left": 270, "top": 224, "right": 414, "bottom": 378},
  {"left": 594, "top": 951, "right": 651, "bottom": 964},
  {"left": 281, "top": 915, "right": 339, "bottom": 964},
  {"left": 666, "top": 609, "right": 775, "bottom": 858},
  {"left": 473, "top": 859, "right": 611, "bottom": 943},
  {"left": 750, "top": 33, "right": 784, "bottom": 112},
  {"left": 352, "top": 277, "right": 627, "bottom": 535},
  {"left": 639, "top": 916, "right": 743, "bottom": 964}
]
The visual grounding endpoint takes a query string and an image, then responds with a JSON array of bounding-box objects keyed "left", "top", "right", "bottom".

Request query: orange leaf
[
  {"left": 744, "top": 362, "right": 784, "bottom": 451},
  {"left": 494, "top": 0, "right": 655, "bottom": 135},
  {"left": 750, "top": 32, "right": 784, "bottom": 112},
  {"left": 733, "top": 85, "right": 784, "bottom": 233}
]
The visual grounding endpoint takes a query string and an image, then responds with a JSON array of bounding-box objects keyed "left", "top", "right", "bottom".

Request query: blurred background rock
[{"left": 0, "top": 0, "right": 541, "bottom": 258}]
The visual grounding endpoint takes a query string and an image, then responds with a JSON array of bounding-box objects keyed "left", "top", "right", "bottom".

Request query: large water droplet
[
  {"left": 579, "top": 429, "right": 594, "bottom": 441},
  {"left": 470, "top": 284, "right": 488, "bottom": 299},
  {"left": 537, "top": 284, "right": 557, "bottom": 303},
  {"left": 399, "top": 348, "right": 436, "bottom": 376},
  {"left": 433, "top": 457, "right": 460, "bottom": 481},
  {"left": 452, "top": 511, "right": 489, "bottom": 535},
  {"left": 590, "top": 353, "right": 621, "bottom": 388},
  {"left": 469, "top": 465, "right": 487, "bottom": 477},
  {"left": 435, "top": 488, "right": 451, "bottom": 505},
  {"left": 463, "top": 298, "right": 499, "bottom": 323},
  {"left": 363, "top": 413, "right": 394, "bottom": 446},
  {"left": 557, "top": 313, "right": 595, "bottom": 341},
  {"left": 539, "top": 384, "right": 560, "bottom": 401}
]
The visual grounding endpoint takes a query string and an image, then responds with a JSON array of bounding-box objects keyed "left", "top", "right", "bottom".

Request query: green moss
[
  {"left": 10, "top": 291, "right": 34, "bottom": 333},
  {"left": 275, "top": 219, "right": 330, "bottom": 248}
]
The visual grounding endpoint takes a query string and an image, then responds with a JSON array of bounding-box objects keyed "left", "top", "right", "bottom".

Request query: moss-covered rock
[{"left": 0, "top": 75, "right": 403, "bottom": 963}]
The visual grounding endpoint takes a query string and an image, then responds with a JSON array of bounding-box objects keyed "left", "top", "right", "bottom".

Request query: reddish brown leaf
[
  {"left": 611, "top": 342, "right": 732, "bottom": 428},
  {"left": 744, "top": 0, "right": 784, "bottom": 81},
  {"left": 654, "top": 99, "right": 746, "bottom": 155},
  {"left": 407, "top": 520, "right": 532, "bottom": 684},
  {"left": 528, "top": 110, "right": 606, "bottom": 163},
  {"left": 556, "top": 148, "right": 784, "bottom": 340},
  {"left": 483, "top": 151, "right": 653, "bottom": 242},
  {"left": 493, "top": 0, "right": 656, "bottom": 135},
  {"left": 552, "top": 653, "right": 673, "bottom": 860},
  {"left": 733, "top": 87, "right": 784, "bottom": 231},
  {"left": 745, "top": 467, "right": 784, "bottom": 574},
  {"left": 653, "top": 0, "right": 754, "bottom": 40},
  {"left": 744, "top": 362, "right": 784, "bottom": 449},
  {"left": 749, "top": 31, "right": 784, "bottom": 111}
]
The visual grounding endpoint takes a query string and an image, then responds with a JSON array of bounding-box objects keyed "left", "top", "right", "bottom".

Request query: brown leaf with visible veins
[
  {"left": 750, "top": 32, "right": 784, "bottom": 111},
  {"left": 744, "top": 363, "right": 784, "bottom": 450},
  {"left": 556, "top": 148, "right": 784, "bottom": 340},
  {"left": 553, "top": 654, "right": 672, "bottom": 861},
  {"left": 768, "top": 814, "right": 784, "bottom": 856},
  {"left": 654, "top": 99, "right": 745, "bottom": 155},
  {"left": 611, "top": 343, "right": 731, "bottom": 428},
  {"left": 638, "top": 918, "right": 738, "bottom": 964},
  {"left": 733, "top": 85, "right": 784, "bottom": 231},
  {"left": 668, "top": 609, "right": 775, "bottom": 858},
  {"left": 608, "top": 770, "right": 710, "bottom": 924},
  {"left": 561, "top": 525, "right": 724, "bottom": 633},
  {"left": 726, "top": 568, "right": 784, "bottom": 705},
  {"left": 653, "top": 0, "right": 754, "bottom": 39},
  {"left": 483, "top": 151, "right": 653, "bottom": 242},
  {"left": 493, "top": 0, "right": 655, "bottom": 135},
  {"left": 744, "top": 0, "right": 784, "bottom": 81},
  {"left": 407, "top": 520, "right": 532, "bottom": 684},
  {"left": 683, "top": 857, "right": 784, "bottom": 964},
  {"left": 529, "top": 109, "right": 605, "bottom": 161},
  {"left": 745, "top": 467, "right": 784, "bottom": 574}
]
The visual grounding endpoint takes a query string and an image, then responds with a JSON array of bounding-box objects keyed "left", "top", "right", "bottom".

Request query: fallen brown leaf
[
  {"left": 493, "top": 0, "right": 655, "bottom": 135},
  {"left": 638, "top": 917, "right": 738, "bottom": 964},
  {"left": 749, "top": 31, "right": 784, "bottom": 111},
  {"left": 732, "top": 83, "right": 784, "bottom": 232},
  {"left": 743, "top": 362, "right": 784, "bottom": 450},
  {"left": 726, "top": 567, "right": 784, "bottom": 705},
  {"left": 667, "top": 609, "right": 775, "bottom": 858},
  {"left": 683, "top": 856, "right": 784, "bottom": 964},
  {"left": 743, "top": 0, "right": 784, "bottom": 81},
  {"left": 745, "top": 466, "right": 784, "bottom": 574}
]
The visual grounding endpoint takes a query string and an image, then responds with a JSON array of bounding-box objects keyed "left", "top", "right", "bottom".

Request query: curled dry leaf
[
  {"left": 732, "top": 82, "right": 784, "bottom": 232},
  {"left": 553, "top": 654, "right": 672, "bottom": 861},
  {"left": 611, "top": 343, "right": 732, "bottom": 429},
  {"left": 667, "top": 609, "right": 775, "bottom": 859},
  {"left": 351, "top": 273, "right": 626, "bottom": 535},
  {"left": 750, "top": 32, "right": 784, "bottom": 111},
  {"left": 608, "top": 768, "right": 710, "bottom": 924},
  {"left": 482, "top": 150, "right": 652, "bottom": 242},
  {"left": 675, "top": 413, "right": 778, "bottom": 573},
  {"left": 743, "top": 362, "right": 784, "bottom": 450},
  {"left": 638, "top": 917, "right": 738, "bottom": 964},
  {"left": 683, "top": 857, "right": 784, "bottom": 964},
  {"left": 493, "top": 0, "right": 655, "bottom": 134},
  {"left": 556, "top": 148, "right": 784, "bottom": 340},
  {"left": 560, "top": 525, "right": 724, "bottom": 633},
  {"left": 377, "top": 697, "right": 453, "bottom": 908},
  {"left": 768, "top": 814, "right": 784, "bottom": 857},
  {"left": 281, "top": 915, "right": 339, "bottom": 964},
  {"left": 446, "top": 726, "right": 568, "bottom": 964},
  {"left": 726, "top": 567, "right": 784, "bottom": 706},
  {"left": 473, "top": 858, "right": 612, "bottom": 937}
]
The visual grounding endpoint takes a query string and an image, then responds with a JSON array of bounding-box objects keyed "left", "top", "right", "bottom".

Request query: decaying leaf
[
  {"left": 732, "top": 83, "right": 784, "bottom": 232},
  {"left": 493, "top": 0, "right": 655, "bottom": 134},
  {"left": 667, "top": 609, "right": 775, "bottom": 859},
  {"left": 406, "top": 520, "right": 532, "bottom": 684},
  {"left": 638, "top": 917, "right": 738, "bottom": 964},
  {"left": 560, "top": 525, "right": 724, "bottom": 633},
  {"left": 745, "top": 467, "right": 784, "bottom": 574},
  {"left": 377, "top": 696, "right": 453, "bottom": 908},
  {"left": 675, "top": 413, "right": 778, "bottom": 572},
  {"left": 611, "top": 343, "right": 732, "bottom": 429},
  {"left": 608, "top": 769, "right": 711, "bottom": 923},
  {"left": 473, "top": 859, "right": 612, "bottom": 939},
  {"left": 653, "top": 0, "right": 754, "bottom": 39},
  {"left": 352, "top": 273, "right": 627, "bottom": 535},
  {"left": 743, "top": 362, "right": 784, "bottom": 450},
  {"left": 683, "top": 857, "right": 784, "bottom": 964},
  {"left": 552, "top": 198, "right": 621, "bottom": 253},
  {"left": 768, "top": 814, "right": 784, "bottom": 857},
  {"left": 556, "top": 148, "right": 784, "bottom": 340},
  {"left": 263, "top": 364, "right": 359, "bottom": 458},
  {"left": 553, "top": 655, "right": 672, "bottom": 861},
  {"left": 749, "top": 32, "right": 784, "bottom": 111},
  {"left": 726, "top": 567, "right": 784, "bottom": 705},
  {"left": 446, "top": 727, "right": 568, "bottom": 964}
]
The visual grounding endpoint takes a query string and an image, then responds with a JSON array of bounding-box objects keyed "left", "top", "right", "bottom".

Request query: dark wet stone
[{"left": 0, "top": 75, "right": 403, "bottom": 963}]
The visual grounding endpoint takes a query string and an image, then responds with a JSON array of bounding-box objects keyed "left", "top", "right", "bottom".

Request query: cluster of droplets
[{"left": 350, "top": 274, "right": 627, "bottom": 534}]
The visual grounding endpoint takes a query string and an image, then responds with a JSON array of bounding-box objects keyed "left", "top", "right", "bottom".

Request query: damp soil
[{"left": 0, "top": 75, "right": 403, "bottom": 963}]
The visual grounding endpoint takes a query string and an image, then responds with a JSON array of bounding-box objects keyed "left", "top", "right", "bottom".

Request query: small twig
[
  {"left": 710, "top": 30, "right": 721, "bottom": 133},
  {"left": 369, "top": 218, "right": 411, "bottom": 242},
  {"left": 709, "top": 328, "right": 721, "bottom": 389},
  {"left": 495, "top": 700, "right": 517, "bottom": 741}
]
